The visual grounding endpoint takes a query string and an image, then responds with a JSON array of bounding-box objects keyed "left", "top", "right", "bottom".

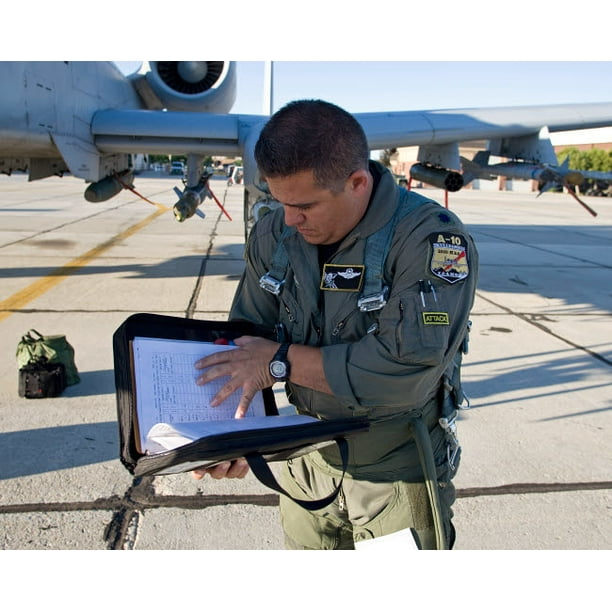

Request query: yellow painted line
[{"left": 0, "top": 204, "right": 170, "bottom": 322}]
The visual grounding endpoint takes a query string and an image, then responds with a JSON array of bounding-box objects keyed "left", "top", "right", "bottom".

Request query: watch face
[{"left": 270, "top": 360, "right": 287, "bottom": 378}]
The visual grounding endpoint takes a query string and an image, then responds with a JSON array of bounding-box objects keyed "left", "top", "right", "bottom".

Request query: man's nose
[{"left": 283, "top": 207, "right": 305, "bottom": 226}]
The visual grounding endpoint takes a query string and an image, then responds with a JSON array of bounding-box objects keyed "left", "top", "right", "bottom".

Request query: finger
[
  {"left": 206, "top": 461, "right": 233, "bottom": 480},
  {"left": 195, "top": 362, "right": 230, "bottom": 385},
  {"left": 225, "top": 458, "right": 250, "bottom": 479},
  {"left": 191, "top": 466, "right": 210, "bottom": 480},
  {"left": 234, "top": 394, "right": 253, "bottom": 419},
  {"left": 207, "top": 378, "right": 245, "bottom": 407},
  {"left": 195, "top": 351, "right": 230, "bottom": 370}
]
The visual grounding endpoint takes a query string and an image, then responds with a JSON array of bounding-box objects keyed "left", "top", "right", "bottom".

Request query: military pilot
[{"left": 192, "top": 99, "right": 479, "bottom": 549}]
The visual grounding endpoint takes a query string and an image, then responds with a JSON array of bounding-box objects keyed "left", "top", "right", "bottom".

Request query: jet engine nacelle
[
  {"left": 131, "top": 61, "right": 237, "bottom": 113},
  {"left": 409, "top": 163, "right": 464, "bottom": 192}
]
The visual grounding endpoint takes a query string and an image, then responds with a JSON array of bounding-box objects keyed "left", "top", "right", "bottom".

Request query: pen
[
  {"left": 418, "top": 280, "right": 426, "bottom": 307},
  {"left": 428, "top": 281, "right": 437, "bottom": 303}
]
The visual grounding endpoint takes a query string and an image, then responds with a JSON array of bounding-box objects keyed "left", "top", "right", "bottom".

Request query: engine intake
[
  {"left": 132, "top": 61, "right": 237, "bottom": 113},
  {"left": 156, "top": 61, "right": 225, "bottom": 94}
]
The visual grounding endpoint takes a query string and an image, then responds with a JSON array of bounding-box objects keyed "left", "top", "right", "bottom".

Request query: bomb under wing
[
  {"left": 84, "top": 171, "right": 133, "bottom": 202},
  {"left": 409, "top": 163, "right": 464, "bottom": 192}
]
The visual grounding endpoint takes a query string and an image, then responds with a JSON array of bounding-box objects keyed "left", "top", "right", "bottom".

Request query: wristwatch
[{"left": 269, "top": 343, "right": 291, "bottom": 382}]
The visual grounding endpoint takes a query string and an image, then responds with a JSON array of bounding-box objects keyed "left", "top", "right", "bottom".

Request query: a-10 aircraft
[{"left": 2, "top": 60, "right": 612, "bottom": 228}]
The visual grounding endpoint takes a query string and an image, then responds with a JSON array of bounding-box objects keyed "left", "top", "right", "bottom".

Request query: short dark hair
[{"left": 254, "top": 99, "right": 369, "bottom": 192}]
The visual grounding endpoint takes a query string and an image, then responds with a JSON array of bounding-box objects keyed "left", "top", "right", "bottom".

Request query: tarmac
[{"left": 0, "top": 171, "right": 610, "bottom": 558}]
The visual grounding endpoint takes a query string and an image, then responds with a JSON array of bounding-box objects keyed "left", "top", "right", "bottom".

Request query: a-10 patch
[
  {"left": 320, "top": 264, "right": 365, "bottom": 291},
  {"left": 428, "top": 232, "right": 469, "bottom": 284}
]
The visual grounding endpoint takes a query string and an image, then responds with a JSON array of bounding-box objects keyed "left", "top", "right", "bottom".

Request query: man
[{"left": 192, "top": 99, "right": 478, "bottom": 549}]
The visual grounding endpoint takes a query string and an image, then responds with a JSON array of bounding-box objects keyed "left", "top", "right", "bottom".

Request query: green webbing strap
[
  {"left": 245, "top": 437, "right": 349, "bottom": 511},
  {"left": 259, "top": 225, "right": 295, "bottom": 295},
  {"left": 410, "top": 416, "right": 448, "bottom": 550},
  {"left": 359, "top": 188, "right": 433, "bottom": 311}
]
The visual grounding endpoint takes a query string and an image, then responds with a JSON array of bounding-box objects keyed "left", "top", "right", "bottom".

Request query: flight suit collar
[{"left": 342, "top": 161, "right": 398, "bottom": 245}]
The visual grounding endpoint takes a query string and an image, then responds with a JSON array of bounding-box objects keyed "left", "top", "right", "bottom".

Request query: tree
[
  {"left": 379, "top": 148, "right": 397, "bottom": 168},
  {"left": 557, "top": 147, "right": 612, "bottom": 172}
]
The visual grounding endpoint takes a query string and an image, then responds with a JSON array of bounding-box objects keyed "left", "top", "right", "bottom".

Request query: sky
[{"left": 116, "top": 61, "right": 612, "bottom": 144}]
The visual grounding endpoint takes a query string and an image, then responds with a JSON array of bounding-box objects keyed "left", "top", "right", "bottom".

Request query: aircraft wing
[
  {"left": 353, "top": 103, "right": 612, "bottom": 149},
  {"left": 91, "top": 102, "right": 612, "bottom": 158},
  {"left": 91, "top": 109, "right": 258, "bottom": 158},
  {"left": 90, "top": 101, "right": 612, "bottom": 222}
]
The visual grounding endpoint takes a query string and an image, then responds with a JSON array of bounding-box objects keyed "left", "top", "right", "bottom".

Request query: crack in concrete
[
  {"left": 1, "top": 481, "right": 608, "bottom": 515},
  {"left": 2, "top": 478, "right": 609, "bottom": 548}
]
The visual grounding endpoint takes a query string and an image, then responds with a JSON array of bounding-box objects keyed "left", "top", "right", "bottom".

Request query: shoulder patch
[{"left": 428, "top": 232, "right": 469, "bottom": 284}]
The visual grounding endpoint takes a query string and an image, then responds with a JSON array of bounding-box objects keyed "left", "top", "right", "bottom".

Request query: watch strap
[{"left": 273, "top": 342, "right": 290, "bottom": 362}]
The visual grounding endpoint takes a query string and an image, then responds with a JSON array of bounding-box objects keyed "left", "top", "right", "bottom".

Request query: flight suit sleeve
[{"left": 321, "top": 212, "right": 479, "bottom": 411}]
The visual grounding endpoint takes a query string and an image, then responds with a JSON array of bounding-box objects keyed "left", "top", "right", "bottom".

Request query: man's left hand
[{"left": 195, "top": 335, "right": 278, "bottom": 418}]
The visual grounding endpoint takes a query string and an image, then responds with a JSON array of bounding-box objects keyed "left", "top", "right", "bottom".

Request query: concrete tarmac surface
[{"left": 0, "top": 171, "right": 610, "bottom": 552}]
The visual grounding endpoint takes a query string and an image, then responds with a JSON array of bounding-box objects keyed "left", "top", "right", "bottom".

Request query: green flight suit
[{"left": 230, "top": 161, "right": 479, "bottom": 549}]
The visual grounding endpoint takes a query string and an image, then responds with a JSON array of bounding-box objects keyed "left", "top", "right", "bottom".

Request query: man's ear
[{"left": 348, "top": 168, "right": 370, "bottom": 194}]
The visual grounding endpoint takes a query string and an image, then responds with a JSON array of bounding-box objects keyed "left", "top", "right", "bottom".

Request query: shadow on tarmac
[
  {"left": 60, "top": 369, "right": 116, "bottom": 397},
  {"left": 0, "top": 421, "right": 118, "bottom": 479},
  {"left": 0, "top": 254, "right": 244, "bottom": 280}
]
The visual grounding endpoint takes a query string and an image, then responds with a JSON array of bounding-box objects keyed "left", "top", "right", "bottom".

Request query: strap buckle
[
  {"left": 357, "top": 286, "right": 389, "bottom": 312},
  {"left": 438, "top": 414, "right": 460, "bottom": 471},
  {"left": 259, "top": 273, "right": 284, "bottom": 295}
]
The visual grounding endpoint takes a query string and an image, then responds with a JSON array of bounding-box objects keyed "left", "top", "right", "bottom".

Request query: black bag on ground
[
  {"left": 16, "top": 329, "right": 80, "bottom": 386},
  {"left": 18, "top": 361, "right": 67, "bottom": 398}
]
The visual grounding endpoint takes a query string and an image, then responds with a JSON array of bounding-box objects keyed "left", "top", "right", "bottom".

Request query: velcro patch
[
  {"left": 428, "top": 233, "right": 469, "bottom": 284},
  {"left": 320, "top": 264, "right": 364, "bottom": 291},
  {"left": 422, "top": 312, "right": 450, "bottom": 325}
]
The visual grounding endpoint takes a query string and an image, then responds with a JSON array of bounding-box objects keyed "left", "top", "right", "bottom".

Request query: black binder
[{"left": 113, "top": 314, "right": 369, "bottom": 510}]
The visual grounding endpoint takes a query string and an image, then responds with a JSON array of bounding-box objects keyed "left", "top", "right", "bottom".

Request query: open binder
[{"left": 113, "top": 313, "right": 369, "bottom": 510}]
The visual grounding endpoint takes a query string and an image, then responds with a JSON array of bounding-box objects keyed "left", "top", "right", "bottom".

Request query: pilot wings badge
[{"left": 320, "top": 264, "right": 365, "bottom": 291}]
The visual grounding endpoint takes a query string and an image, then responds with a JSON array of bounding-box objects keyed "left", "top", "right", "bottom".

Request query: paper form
[
  {"left": 145, "top": 414, "right": 319, "bottom": 454},
  {"left": 132, "top": 336, "right": 267, "bottom": 452}
]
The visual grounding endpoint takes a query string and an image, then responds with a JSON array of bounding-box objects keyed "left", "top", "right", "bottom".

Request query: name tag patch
[
  {"left": 321, "top": 264, "right": 364, "bottom": 291},
  {"left": 429, "top": 233, "right": 469, "bottom": 284},
  {"left": 422, "top": 312, "right": 450, "bottom": 325}
]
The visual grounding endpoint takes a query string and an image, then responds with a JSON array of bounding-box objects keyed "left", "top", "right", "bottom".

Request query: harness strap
[
  {"left": 358, "top": 188, "right": 431, "bottom": 311},
  {"left": 259, "top": 225, "right": 295, "bottom": 295},
  {"left": 410, "top": 415, "right": 448, "bottom": 550}
]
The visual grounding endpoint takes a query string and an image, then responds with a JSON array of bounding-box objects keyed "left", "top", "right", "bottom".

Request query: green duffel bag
[{"left": 16, "top": 329, "right": 80, "bottom": 386}]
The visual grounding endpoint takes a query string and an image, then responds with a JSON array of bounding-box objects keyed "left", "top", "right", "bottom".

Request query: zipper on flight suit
[
  {"left": 331, "top": 308, "right": 362, "bottom": 340},
  {"left": 396, "top": 299, "right": 405, "bottom": 352},
  {"left": 283, "top": 303, "right": 296, "bottom": 322}
]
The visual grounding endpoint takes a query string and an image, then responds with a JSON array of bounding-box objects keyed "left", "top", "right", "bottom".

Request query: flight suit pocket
[{"left": 395, "top": 286, "right": 450, "bottom": 363}]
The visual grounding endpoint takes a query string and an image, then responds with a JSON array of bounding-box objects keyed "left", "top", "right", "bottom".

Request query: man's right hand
[{"left": 191, "top": 458, "right": 250, "bottom": 480}]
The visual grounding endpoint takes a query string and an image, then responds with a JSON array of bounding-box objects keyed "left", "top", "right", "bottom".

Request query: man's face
[{"left": 265, "top": 169, "right": 371, "bottom": 245}]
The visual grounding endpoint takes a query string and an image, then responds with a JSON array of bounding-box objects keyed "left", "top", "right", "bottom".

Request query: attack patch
[
  {"left": 422, "top": 312, "right": 450, "bottom": 325},
  {"left": 428, "top": 232, "right": 469, "bottom": 284},
  {"left": 320, "top": 264, "right": 364, "bottom": 291}
]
